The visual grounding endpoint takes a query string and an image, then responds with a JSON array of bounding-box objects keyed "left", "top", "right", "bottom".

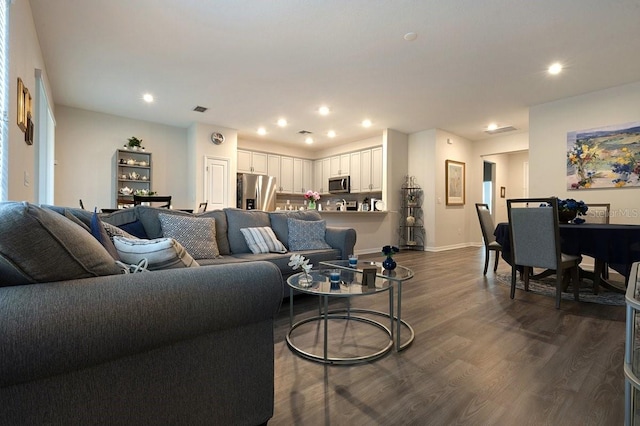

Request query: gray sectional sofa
[
  {"left": 100, "top": 205, "right": 357, "bottom": 286},
  {"left": 0, "top": 201, "right": 356, "bottom": 425}
]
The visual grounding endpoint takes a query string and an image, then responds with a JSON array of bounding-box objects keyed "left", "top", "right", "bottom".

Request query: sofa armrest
[
  {"left": 0, "top": 261, "right": 283, "bottom": 387},
  {"left": 325, "top": 227, "right": 357, "bottom": 259}
]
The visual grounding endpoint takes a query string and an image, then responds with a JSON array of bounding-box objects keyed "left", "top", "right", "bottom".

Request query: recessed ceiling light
[
  {"left": 487, "top": 123, "right": 498, "bottom": 131},
  {"left": 327, "top": 130, "right": 336, "bottom": 138},
  {"left": 548, "top": 62, "right": 563, "bottom": 75},
  {"left": 318, "top": 106, "right": 330, "bottom": 116},
  {"left": 143, "top": 93, "right": 154, "bottom": 103},
  {"left": 257, "top": 127, "right": 267, "bottom": 135},
  {"left": 305, "top": 136, "right": 314, "bottom": 144},
  {"left": 362, "top": 119, "right": 372, "bottom": 128},
  {"left": 277, "top": 118, "right": 287, "bottom": 127},
  {"left": 403, "top": 32, "right": 418, "bottom": 41}
]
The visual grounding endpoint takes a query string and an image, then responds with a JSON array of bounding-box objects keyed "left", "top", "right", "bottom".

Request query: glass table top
[
  {"left": 286, "top": 270, "right": 391, "bottom": 296},
  {"left": 320, "top": 259, "right": 414, "bottom": 282}
]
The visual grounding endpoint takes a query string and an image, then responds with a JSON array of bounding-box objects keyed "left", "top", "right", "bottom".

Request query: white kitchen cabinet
[
  {"left": 371, "top": 146, "right": 383, "bottom": 191},
  {"left": 267, "top": 154, "right": 282, "bottom": 192},
  {"left": 237, "top": 150, "right": 268, "bottom": 174},
  {"left": 314, "top": 160, "right": 323, "bottom": 193},
  {"left": 357, "top": 146, "right": 383, "bottom": 193},
  {"left": 302, "top": 159, "right": 313, "bottom": 193},
  {"left": 280, "top": 156, "right": 294, "bottom": 193},
  {"left": 349, "top": 151, "right": 362, "bottom": 193},
  {"left": 330, "top": 154, "right": 350, "bottom": 177}
]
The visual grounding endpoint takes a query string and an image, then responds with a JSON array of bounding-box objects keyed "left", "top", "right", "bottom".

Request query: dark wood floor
[{"left": 270, "top": 247, "right": 626, "bottom": 425}]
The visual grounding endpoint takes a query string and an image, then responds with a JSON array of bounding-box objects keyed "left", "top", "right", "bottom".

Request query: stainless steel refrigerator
[{"left": 236, "top": 174, "right": 277, "bottom": 211}]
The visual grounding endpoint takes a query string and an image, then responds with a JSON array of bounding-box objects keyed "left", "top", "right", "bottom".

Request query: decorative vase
[
  {"left": 382, "top": 256, "right": 396, "bottom": 271},
  {"left": 308, "top": 200, "right": 316, "bottom": 210},
  {"left": 558, "top": 210, "right": 577, "bottom": 223}
]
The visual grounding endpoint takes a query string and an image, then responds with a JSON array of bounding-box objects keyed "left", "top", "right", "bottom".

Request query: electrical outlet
[{"left": 24, "top": 171, "right": 30, "bottom": 187}]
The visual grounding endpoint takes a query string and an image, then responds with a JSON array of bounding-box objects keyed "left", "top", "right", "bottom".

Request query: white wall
[
  {"left": 7, "top": 0, "right": 52, "bottom": 202},
  {"left": 188, "top": 122, "right": 238, "bottom": 208},
  {"left": 55, "top": 106, "right": 188, "bottom": 210},
  {"left": 530, "top": 81, "right": 640, "bottom": 224}
]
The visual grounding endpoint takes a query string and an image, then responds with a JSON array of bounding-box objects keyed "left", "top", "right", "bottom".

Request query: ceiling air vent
[
  {"left": 193, "top": 106, "right": 208, "bottom": 113},
  {"left": 298, "top": 130, "right": 312, "bottom": 135},
  {"left": 485, "top": 125, "right": 517, "bottom": 135}
]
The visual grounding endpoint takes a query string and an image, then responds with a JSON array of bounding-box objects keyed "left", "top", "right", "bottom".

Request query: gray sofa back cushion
[
  {"left": 224, "top": 208, "right": 270, "bottom": 254},
  {"left": 0, "top": 202, "right": 121, "bottom": 286},
  {"left": 199, "top": 210, "right": 230, "bottom": 255},
  {"left": 269, "top": 210, "right": 322, "bottom": 249},
  {"left": 135, "top": 206, "right": 192, "bottom": 239}
]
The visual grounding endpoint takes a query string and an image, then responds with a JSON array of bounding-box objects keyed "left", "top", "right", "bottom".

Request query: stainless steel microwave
[{"left": 328, "top": 176, "right": 350, "bottom": 193}]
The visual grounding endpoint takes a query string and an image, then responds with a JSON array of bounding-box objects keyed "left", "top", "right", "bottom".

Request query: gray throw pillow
[
  {"left": 0, "top": 202, "right": 121, "bottom": 286},
  {"left": 287, "top": 218, "right": 332, "bottom": 251},
  {"left": 158, "top": 213, "right": 220, "bottom": 259}
]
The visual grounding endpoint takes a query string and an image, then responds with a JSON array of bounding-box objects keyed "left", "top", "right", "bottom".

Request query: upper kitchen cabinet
[
  {"left": 329, "top": 154, "right": 350, "bottom": 177},
  {"left": 314, "top": 158, "right": 331, "bottom": 194},
  {"left": 352, "top": 146, "right": 383, "bottom": 193},
  {"left": 237, "top": 150, "right": 268, "bottom": 174}
]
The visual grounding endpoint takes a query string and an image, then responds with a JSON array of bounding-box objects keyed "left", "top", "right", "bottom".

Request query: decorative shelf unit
[
  {"left": 399, "top": 176, "right": 425, "bottom": 251},
  {"left": 115, "top": 149, "right": 152, "bottom": 208}
]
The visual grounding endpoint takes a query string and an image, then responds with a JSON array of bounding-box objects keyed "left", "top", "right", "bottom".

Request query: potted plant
[{"left": 126, "top": 136, "right": 143, "bottom": 151}]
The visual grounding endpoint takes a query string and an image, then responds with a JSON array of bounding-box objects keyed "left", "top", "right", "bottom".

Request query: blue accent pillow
[
  {"left": 118, "top": 220, "right": 149, "bottom": 239},
  {"left": 287, "top": 218, "right": 331, "bottom": 251},
  {"left": 90, "top": 209, "right": 119, "bottom": 260}
]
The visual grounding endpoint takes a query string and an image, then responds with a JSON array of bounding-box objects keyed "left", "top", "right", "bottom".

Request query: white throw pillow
[
  {"left": 113, "top": 236, "right": 199, "bottom": 270},
  {"left": 240, "top": 227, "right": 287, "bottom": 254}
]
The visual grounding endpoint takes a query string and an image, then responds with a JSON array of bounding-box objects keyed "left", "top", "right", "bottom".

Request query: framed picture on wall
[
  {"left": 445, "top": 159, "right": 465, "bottom": 206},
  {"left": 17, "top": 78, "right": 26, "bottom": 132}
]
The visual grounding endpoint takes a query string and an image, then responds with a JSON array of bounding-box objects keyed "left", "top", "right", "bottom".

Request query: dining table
[{"left": 494, "top": 222, "right": 640, "bottom": 293}]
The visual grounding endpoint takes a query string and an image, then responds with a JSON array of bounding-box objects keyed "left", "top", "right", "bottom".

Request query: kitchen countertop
[{"left": 319, "top": 210, "right": 389, "bottom": 214}]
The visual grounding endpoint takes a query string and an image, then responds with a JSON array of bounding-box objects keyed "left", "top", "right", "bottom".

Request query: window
[{"left": 0, "top": 0, "right": 8, "bottom": 201}]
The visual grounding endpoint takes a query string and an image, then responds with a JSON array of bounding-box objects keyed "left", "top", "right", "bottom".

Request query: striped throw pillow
[{"left": 240, "top": 227, "right": 287, "bottom": 254}]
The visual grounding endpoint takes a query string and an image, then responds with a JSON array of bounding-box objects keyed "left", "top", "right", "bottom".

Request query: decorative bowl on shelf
[
  {"left": 126, "top": 159, "right": 135, "bottom": 165},
  {"left": 139, "top": 161, "right": 147, "bottom": 167},
  {"left": 119, "top": 187, "right": 133, "bottom": 195}
]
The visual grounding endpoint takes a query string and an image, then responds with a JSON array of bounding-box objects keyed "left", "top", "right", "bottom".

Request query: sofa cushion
[
  {"left": 136, "top": 206, "right": 192, "bottom": 239},
  {"left": 118, "top": 220, "right": 149, "bottom": 239},
  {"left": 225, "top": 209, "right": 270, "bottom": 254},
  {"left": 199, "top": 209, "right": 231, "bottom": 255},
  {"left": 0, "top": 202, "right": 121, "bottom": 286},
  {"left": 102, "top": 221, "right": 137, "bottom": 241},
  {"left": 240, "top": 227, "right": 287, "bottom": 254},
  {"left": 158, "top": 213, "right": 220, "bottom": 259},
  {"left": 287, "top": 218, "right": 332, "bottom": 251},
  {"left": 269, "top": 210, "right": 322, "bottom": 249},
  {"left": 113, "top": 236, "right": 199, "bottom": 270}
]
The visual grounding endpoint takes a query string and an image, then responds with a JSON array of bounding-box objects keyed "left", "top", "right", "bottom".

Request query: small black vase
[
  {"left": 382, "top": 256, "right": 397, "bottom": 271},
  {"left": 558, "top": 210, "right": 577, "bottom": 223}
]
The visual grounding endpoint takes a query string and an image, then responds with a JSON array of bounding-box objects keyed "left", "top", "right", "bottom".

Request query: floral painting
[{"left": 567, "top": 121, "right": 640, "bottom": 189}]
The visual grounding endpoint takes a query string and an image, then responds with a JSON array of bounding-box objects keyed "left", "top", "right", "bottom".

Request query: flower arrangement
[
  {"left": 382, "top": 245, "right": 399, "bottom": 257},
  {"left": 558, "top": 198, "right": 588, "bottom": 215},
  {"left": 557, "top": 198, "right": 588, "bottom": 224},
  {"left": 304, "top": 190, "right": 320, "bottom": 202},
  {"left": 288, "top": 254, "right": 313, "bottom": 286}
]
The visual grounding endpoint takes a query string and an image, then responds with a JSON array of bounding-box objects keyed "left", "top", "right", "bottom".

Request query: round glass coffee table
[{"left": 286, "top": 269, "right": 394, "bottom": 365}]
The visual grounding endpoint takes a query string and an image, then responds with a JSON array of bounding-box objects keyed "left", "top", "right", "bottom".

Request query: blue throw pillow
[
  {"left": 287, "top": 218, "right": 331, "bottom": 251},
  {"left": 118, "top": 220, "right": 149, "bottom": 239},
  {"left": 90, "top": 209, "right": 119, "bottom": 260}
]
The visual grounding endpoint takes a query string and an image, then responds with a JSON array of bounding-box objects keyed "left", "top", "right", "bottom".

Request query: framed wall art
[
  {"left": 445, "top": 159, "right": 465, "bottom": 206},
  {"left": 567, "top": 121, "right": 640, "bottom": 189},
  {"left": 17, "top": 78, "right": 26, "bottom": 132}
]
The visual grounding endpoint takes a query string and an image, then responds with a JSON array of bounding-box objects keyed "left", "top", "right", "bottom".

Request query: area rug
[{"left": 495, "top": 273, "right": 625, "bottom": 306}]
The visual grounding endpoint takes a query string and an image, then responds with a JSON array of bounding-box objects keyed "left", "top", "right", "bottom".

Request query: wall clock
[{"left": 211, "top": 132, "right": 225, "bottom": 145}]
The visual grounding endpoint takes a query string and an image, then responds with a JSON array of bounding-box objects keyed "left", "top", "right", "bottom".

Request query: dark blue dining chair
[{"left": 507, "top": 197, "right": 581, "bottom": 309}]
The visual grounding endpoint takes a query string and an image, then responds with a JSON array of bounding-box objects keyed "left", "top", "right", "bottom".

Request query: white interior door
[{"left": 204, "top": 156, "right": 229, "bottom": 210}]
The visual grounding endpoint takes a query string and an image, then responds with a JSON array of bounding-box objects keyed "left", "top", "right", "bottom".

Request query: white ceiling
[{"left": 29, "top": 0, "right": 640, "bottom": 150}]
